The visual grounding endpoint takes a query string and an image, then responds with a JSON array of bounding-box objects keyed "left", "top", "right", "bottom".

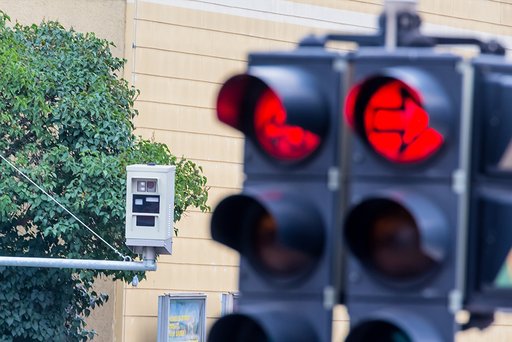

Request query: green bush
[{"left": 0, "top": 13, "right": 209, "bottom": 340}]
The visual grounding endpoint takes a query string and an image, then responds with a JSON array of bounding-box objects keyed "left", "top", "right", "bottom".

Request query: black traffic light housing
[
  {"left": 207, "top": 1, "right": 512, "bottom": 340},
  {"left": 209, "top": 49, "right": 347, "bottom": 342},
  {"left": 216, "top": 50, "right": 342, "bottom": 177},
  {"left": 342, "top": 49, "right": 466, "bottom": 341},
  {"left": 465, "top": 56, "right": 512, "bottom": 313}
]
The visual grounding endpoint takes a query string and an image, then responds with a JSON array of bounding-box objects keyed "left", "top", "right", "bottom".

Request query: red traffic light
[
  {"left": 345, "top": 76, "right": 445, "bottom": 164},
  {"left": 216, "top": 69, "right": 328, "bottom": 163},
  {"left": 253, "top": 87, "right": 320, "bottom": 161}
]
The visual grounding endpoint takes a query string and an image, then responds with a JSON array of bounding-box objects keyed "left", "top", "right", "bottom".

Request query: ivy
[{"left": 0, "top": 12, "right": 209, "bottom": 340}]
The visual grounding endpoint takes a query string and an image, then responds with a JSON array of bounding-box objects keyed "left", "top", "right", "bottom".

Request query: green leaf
[{"left": 0, "top": 9, "right": 209, "bottom": 339}]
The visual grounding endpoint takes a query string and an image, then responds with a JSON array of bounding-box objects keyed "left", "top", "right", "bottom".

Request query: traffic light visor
[
  {"left": 346, "top": 308, "right": 446, "bottom": 342},
  {"left": 345, "top": 76, "right": 444, "bottom": 164},
  {"left": 208, "top": 311, "right": 318, "bottom": 342},
  {"left": 217, "top": 70, "right": 327, "bottom": 162},
  {"left": 208, "top": 314, "right": 268, "bottom": 342},
  {"left": 346, "top": 320, "right": 412, "bottom": 342},
  {"left": 211, "top": 192, "right": 324, "bottom": 279}
]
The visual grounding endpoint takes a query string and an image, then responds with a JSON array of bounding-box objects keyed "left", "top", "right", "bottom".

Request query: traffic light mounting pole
[
  {"left": 452, "top": 51, "right": 475, "bottom": 315},
  {"left": 383, "top": 0, "right": 417, "bottom": 51},
  {"left": 299, "top": 0, "right": 505, "bottom": 56}
]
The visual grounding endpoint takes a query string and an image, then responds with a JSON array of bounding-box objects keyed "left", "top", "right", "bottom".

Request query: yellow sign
[{"left": 167, "top": 299, "right": 205, "bottom": 341}]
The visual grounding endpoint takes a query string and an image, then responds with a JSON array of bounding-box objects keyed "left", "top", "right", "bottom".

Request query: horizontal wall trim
[{"left": 130, "top": 0, "right": 512, "bottom": 51}]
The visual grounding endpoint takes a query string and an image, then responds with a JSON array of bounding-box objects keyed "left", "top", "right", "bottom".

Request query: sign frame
[{"left": 157, "top": 293, "right": 207, "bottom": 342}]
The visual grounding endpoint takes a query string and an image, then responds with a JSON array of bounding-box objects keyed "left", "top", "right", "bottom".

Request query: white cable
[{"left": 0, "top": 153, "right": 129, "bottom": 261}]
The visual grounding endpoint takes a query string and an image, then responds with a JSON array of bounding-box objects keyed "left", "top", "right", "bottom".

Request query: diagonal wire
[{"left": 0, "top": 153, "right": 130, "bottom": 261}]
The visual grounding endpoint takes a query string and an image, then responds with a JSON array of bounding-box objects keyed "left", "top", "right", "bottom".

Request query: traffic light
[
  {"left": 342, "top": 49, "right": 466, "bottom": 341},
  {"left": 208, "top": 49, "right": 346, "bottom": 341},
  {"left": 465, "top": 55, "right": 512, "bottom": 313}
]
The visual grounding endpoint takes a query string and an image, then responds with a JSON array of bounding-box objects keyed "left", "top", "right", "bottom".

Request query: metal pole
[
  {"left": 450, "top": 61, "right": 475, "bottom": 313},
  {"left": 0, "top": 256, "right": 157, "bottom": 271},
  {"left": 384, "top": 0, "right": 418, "bottom": 51}
]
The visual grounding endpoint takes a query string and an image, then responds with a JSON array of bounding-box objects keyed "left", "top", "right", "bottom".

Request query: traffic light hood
[
  {"left": 211, "top": 189, "right": 325, "bottom": 278},
  {"left": 208, "top": 310, "right": 318, "bottom": 342},
  {"left": 346, "top": 307, "right": 443, "bottom": 342}
]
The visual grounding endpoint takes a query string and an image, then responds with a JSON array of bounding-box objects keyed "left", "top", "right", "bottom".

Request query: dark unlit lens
[
  {"left": 370, "top": 203, "right": 435, "bottom": 278},
  {"left": 346, "top": 199, "right": 436, "bottom": 280},
  {"left": 146, "top": 181, "right": 156, "bottom": 192},
  {"left": 253, "top": 212, "right": 312, "bottom": 276}
]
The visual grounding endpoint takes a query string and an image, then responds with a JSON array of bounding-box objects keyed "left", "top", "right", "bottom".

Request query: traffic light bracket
[{"left": 300, "top": 0, "right": 505, "bottom": 56}]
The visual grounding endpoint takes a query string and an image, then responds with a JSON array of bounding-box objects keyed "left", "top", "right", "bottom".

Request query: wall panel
[
  {"left": 135, "top": 19, "right": 296, "bottom": 62},
  {"left": 133, "top": 102, "right": 241, "bottom": 138},
  {"left": 121, "top": 1, "right": 512, "bottom": 341},
  {"left": 134, "top": 127, "right": 244, "bottom": 164}
]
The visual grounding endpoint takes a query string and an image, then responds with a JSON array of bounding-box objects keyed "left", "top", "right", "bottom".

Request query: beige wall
[
  {"left": 1, "top": 0, "right": 512, "bottom": 341},
  {"left": 120, "top": 2, "right": 244, "bottom": 340},
  {"left": 0, "top": 0, "right": 127, "bottom": 58},
  {"left": 123, "top": 1, "right": 512, "bottom": 341},
  {"left": 120, "top": 0, "right": 352, "bottom": 339}
]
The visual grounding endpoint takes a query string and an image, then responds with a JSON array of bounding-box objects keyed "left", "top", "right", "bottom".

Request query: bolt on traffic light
[
  {"left": 209, "top": 50, "right": 347, "bottom": 342},
  {"left": 342, "top": 49, "right": 467, "bottom": 341}
]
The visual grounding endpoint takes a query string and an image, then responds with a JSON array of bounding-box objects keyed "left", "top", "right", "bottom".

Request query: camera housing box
[{"left": 125, "top": 164, "right": 175, "bottom": 255}]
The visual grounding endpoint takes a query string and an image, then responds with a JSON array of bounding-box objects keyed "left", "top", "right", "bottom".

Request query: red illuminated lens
[
  {"left": 353, "top": 79, "right": 444, "bottom": 164},
  {"left": 254, "top": 88, "right": 320, "bottom": 161},
  {"left": 216, "top": 75, "right": 248, "bottom": 130},
  {"left": 344, "top": 83, "right": 361, "bottom": 129}
]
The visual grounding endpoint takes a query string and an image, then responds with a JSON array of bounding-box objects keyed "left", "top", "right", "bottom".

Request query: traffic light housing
[
  {"left": 465, "top": 55, "right": 512, "bottom": 313},
  {"left": 209, "top": 49, "right": 346, "bottom": 341},
  {"left": 205, "top": 2, "right": 512, "bottom": 339},
  {"left": 342, "top": 49, "right": 466, "bottom": 341}
]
